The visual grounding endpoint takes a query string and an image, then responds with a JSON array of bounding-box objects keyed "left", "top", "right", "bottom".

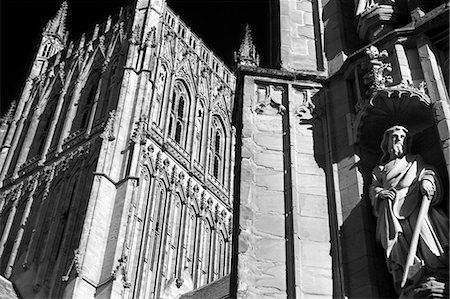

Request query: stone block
[
  {"left": 296, "top": 193, "right": 328, "bottom": 218},
  {"left": 254, "top": 213, "right": 285, "bottom": 237},
  {"left": 254, "top": 152, "right": 283, "bottom": 171},
  {"left": 254, "top": 132, "right": 283, "bottom": 151},
  {"left": 255, "top": 172, "right": 284, "bottom": 191},
  {"left": 299, "top": 241, "right": 332, "bottom": 269},
  {"left": 255, "top": 264, "right": 287, "bottom": 291},
  {"left": 296, "top": 216, "right": 330, "bottom": 242},
  {"left": 295, "top": 173, "right": 327, "bottom": 196},
  {"left": 255, "top": 116, "right": 283, "bottom": 133},
  {"left": 294, "top": 153, "right": 324, "bottom": 176},
  {"left": 255, "top": 238, "right": 286, "bottom": 262},
  {"left": 254, "top": 188, "right": 285, "bottom": 214},
  {"left": 298, "top": 265, "right": 332, "bottom": 296}
]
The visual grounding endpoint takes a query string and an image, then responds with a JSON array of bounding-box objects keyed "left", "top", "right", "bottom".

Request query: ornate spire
[
  {"left": 44, "top": 1, "right": 68, "bottom": 43},
  {"left": 234, "top": 24, "right": 259, "bottom": 67}
]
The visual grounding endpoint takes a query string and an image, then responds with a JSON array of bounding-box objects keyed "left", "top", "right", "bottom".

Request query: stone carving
[
  {"left": 369, "top": 125, "right": 449, "bottom": 296},
  {"left": 363, "top": 46, "right": 393, "bottom": 97},
  {"left": 131, "top": 116, "right": 148, "bottom": 145},
  {"left": 293, "top": 89, "right": 315, "bottom": 121},
  {"left": 100, "top": 110, "right": 116, "bottom": 141},
  {"left": 254, "top": 84, "right": 286, "bottom": 115}
]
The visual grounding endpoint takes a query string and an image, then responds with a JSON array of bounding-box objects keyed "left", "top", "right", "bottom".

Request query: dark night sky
[{"left": 0, "top": 0, "right": 271, "bottom": 114}]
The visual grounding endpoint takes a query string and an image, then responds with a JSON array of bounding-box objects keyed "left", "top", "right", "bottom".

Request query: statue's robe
[{"left": 370, "top": 155, "right": 449, "bottom": 290}]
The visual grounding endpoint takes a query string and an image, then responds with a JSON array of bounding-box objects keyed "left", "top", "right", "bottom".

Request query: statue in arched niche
[{"left": 369, "top": 125, "right": 449, "bottom": 297}]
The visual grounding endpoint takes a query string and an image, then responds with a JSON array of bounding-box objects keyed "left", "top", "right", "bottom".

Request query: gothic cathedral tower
[{"left": 0, "top": 1, "right": 234, "bottom": 298}]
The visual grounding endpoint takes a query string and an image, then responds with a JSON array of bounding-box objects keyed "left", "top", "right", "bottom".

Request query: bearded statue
[{"left": 369, "top": 125, "right": 449, "bottom": 298}]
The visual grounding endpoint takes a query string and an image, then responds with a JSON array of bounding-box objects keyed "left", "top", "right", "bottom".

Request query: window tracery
[{"left": 168, "top": 81, "right": 190, "bottom": 146}]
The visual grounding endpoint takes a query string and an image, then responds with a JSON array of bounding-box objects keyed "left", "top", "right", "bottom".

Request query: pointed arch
[
  {"left": 167, "top": 80, "right": 192, "bottom": 147},
  {"left": 70, "top": 67, "right": 102, "bottom": 133},
  {"left": 209, "top": 115, "right": 227, "bottom": 184}
]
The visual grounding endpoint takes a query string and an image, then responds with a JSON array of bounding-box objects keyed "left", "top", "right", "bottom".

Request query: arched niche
[
  {"left": 355, "top": 87, "right": 448, "bottom": 196},
  {"left": 352, "top": 86, "right": 449, "bottom": 296}
]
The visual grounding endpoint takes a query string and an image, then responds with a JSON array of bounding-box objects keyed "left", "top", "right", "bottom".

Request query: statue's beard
[{"left": 391, "top": 143, "right": 405, "bottom": 158}]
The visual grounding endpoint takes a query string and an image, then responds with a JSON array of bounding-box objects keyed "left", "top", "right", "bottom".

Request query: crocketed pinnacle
[
  {"left": 44, "top": 1, "right": 68, "bottom": 42},
  {"left": 234, "top": 24, "right": 259, "bottom": 67}
]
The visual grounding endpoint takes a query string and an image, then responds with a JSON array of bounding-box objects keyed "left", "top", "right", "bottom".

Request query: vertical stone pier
[{"left": 231, "top": 67, "right": 332, "bottom": 298}]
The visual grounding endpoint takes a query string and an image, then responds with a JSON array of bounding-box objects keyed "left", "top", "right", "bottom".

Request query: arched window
[
  {"left": 71, "top": 69, "right": 101, "bottom": 133},
  {"left": 168, "top": 81, "right": 190, "bottom": 146},
  {"left": 210, "top": 116, "right": 226, "bottom": 183}
]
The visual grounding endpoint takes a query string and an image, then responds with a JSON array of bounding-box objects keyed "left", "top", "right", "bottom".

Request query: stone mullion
[
  {"left": 39, "top": 88, "right": 67, "bottom": 163},
  {"left": 33, "top": 175, "right": 66, "bottom": 291},
  {"left": 192, "top": 215, "right": 203, "bottom": 288},
  {"left": 13, "top": 108, "right": 41, "bottom": 176},
  {"left": 21, "top": 171, "right": 54, "bottom": 269},
  {"left": 141, "top": 176, "right": 160, "bottom": 299},
  {"left": 153, "top": 189, "right": 173, "bottom": 298},
  {"left": 175, "top": 199, "right": 188, "bottom": 278},
  {"left": 0, "top": 78, "right": 33, "bottom": 174},
  {"left": 84, "top": 74, "right": 104, "bottom": 136},
  {"left": 131, "top": 175, "right": 156, "bottom": 299},
  {"left": 48, "top": 164, "right": 89, "bottom": 297},
  {"left": 0, "top": 184, "right": 23, "bottom": 259},
  {"left": 57, "top": 79, "right": 83, "bottom": 152},
  {"left": 208, "top": 226, "right": 218, "bottom": 283},
  {"left": 189, "top": 96, "right": 200, "bottom": 165},
  {"left": 4, "top": 179, "right": 39, "bottom": 278},
  {"left": 203, "top": 110, "right": 213, "bottom": 180}
]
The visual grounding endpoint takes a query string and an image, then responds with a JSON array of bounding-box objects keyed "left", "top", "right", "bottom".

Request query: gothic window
[
  {"left": 71, "top": 69, "right": 101, "bottom": 133},
  {"left": 27, "top": 92, "right": 59, "bottom": 159},
  {"left": 199, "top": 218, "right": 212, "bottom": 286},
  {"left": 210, "top": 116, "right": 226, "bottom": 184},
  {"left": 148, "top": 182, "right": 167, "bottom": 297},
  {"left": 98, "top": 58, "right": 119, "bottom": 119},
  {"left": 168, "top": 81, "right": 190, "bottom": 146}
]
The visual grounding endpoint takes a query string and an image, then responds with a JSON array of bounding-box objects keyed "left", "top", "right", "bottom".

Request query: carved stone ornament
[
  {"left": 293, "top": 89, "right": 315, "bottom": 121},
  {"left": 254, "top": 84, "right": 286, "bottom": 115},
  {"left": 131, "top": 116, "right": 148, "bottom": 145},
  {"left": 369, "top": 126, "right": 449, "bottom": 297},
  {"left": 112, "top": 255, "right": 131, "bottom": 288},
  {"left": 100, "top": 110, "right": 116, "bottom": 141},
  {"left": 354, "top": 46, "right": 433, "bottom": 148}
]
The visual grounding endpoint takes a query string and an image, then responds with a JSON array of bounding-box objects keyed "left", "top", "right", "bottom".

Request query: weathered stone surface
[
  {"left": 254, "top": 213, "right": 285, "bottom": 237},
  {"left": 297, "top": 216, "right": 330, "bottom": 242},
  {"left": 254, "top": 238, "right": 286, "bottom": 262}
]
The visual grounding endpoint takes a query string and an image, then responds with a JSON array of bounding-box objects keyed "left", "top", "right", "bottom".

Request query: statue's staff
[{"left": 400, "top": 194, "right": 430, "bottom": 288}]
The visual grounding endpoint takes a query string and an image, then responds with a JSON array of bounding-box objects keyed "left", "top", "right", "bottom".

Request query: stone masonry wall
[{"left": 233, "top": 71, "right": 332, "bottom": 298}]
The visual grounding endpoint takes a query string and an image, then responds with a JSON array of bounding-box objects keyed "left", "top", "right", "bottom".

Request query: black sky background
[{"left": 0, "top": 0, "right": 271, "bottom": 114}]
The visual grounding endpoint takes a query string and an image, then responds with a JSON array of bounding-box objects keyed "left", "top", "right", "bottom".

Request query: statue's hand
[
  {"left": 379, "top": 189, "right": 396, "bottom": 201},
  {"left": 420, "top": 180, "right": 435, "bottom": 198}
]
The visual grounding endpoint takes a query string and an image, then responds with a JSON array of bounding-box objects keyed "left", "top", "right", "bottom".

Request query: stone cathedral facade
[
  {"left": 1, "top": 0, "right": 449, "bottom": 298},
  {"left": 0, "top": 1, "right": 234, "bottom": 298}
]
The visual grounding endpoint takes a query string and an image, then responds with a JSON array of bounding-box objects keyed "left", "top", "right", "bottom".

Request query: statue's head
[{"left": 380, "top": 125, "right": 411, "bottom": 163}]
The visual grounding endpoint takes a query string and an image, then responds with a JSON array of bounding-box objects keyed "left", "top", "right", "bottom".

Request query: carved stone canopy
[{"left": 354, "top": 87, "right": 435, "bottom": 153}]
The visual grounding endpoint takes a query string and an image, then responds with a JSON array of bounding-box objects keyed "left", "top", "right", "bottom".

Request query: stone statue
[{"left": 369, "top": 125, "right": 449, "bottom": 297}]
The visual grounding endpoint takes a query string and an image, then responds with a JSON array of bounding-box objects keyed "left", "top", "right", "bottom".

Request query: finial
[
  {"left": 44, "top": 1, "right": 69, "bottom": 44},
  {"left": 234, "top": 24, "right": 259, "bottom": 67}
]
